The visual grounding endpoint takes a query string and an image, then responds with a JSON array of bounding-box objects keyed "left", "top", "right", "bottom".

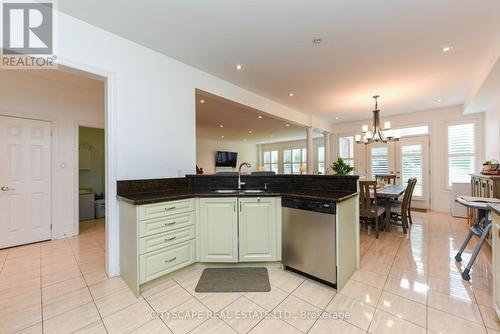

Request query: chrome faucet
[{"left": 238, "top": 162, "right": 251, "bottom": 189}]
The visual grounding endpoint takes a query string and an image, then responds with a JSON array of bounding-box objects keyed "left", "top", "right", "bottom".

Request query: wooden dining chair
[
  {"left": 359, "top": 181, "right": 386, "bottom": 238},
  {"left": 375, "top": 174, "right": 397, "bottom": 185},
  {"left": 390, "top": 178, "right": 417, "bottom": 232}
]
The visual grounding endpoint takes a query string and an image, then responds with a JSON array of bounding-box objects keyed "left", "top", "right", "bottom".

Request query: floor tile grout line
[
  {"left": 67, "top": 235, "right": 109, "bottom": 334},
  {"left": 242, "top": 273, "right": 319, "bottom": 333},
  {"left": 366, "top": 224, "right": 405, "bottom": 333},
  {"left": 140, "top": 296, "right": 175, "bottom": 334},
  {"left": 38, "top": 242, "right": 45, "bottom": 334},
  {"left": 174, "top": 280, "right": 241, "bottom": 334}
]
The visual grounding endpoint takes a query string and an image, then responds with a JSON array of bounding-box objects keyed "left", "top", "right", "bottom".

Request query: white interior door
[
  {"left": 395, "top": 137, "right": 430, "bottom": 209},
  {"left": 0, "top": 116, "right": 52, "bottom": 248}
]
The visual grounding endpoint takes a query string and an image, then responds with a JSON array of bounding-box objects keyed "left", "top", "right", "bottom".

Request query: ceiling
[
  {"left": 59, "top": 0, "right": 500, "bottom": 123},
  {"left": 196, "top": 91, "right": 321, "bottom": 144}
]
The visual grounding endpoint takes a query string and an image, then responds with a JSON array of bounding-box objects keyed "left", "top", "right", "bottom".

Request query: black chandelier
[{"left": 355, "top": 95, "right": 399, "bottom": 144}]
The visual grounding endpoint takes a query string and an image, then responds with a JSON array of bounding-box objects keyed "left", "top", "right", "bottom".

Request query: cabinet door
[
  {"left": 199, "top": 198, "right": 238, "bottom": 262},
  {"left": 238, "top": 197, "right": 277, "bottom": 262}
]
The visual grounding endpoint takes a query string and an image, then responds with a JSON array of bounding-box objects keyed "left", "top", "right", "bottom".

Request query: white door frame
[
  {"left": 73, "top": 121, "right": 105, "bottom": 236},
  {"left": 395, "top": 136, "right": 430, "bottom": 209},
  {"left": 58, "top": 59, "right": 119, "bottom": 278},
  {"left": 365, "top": 136, "right": 430, "bottom": 209},
  {"left": 1, "top": 60, "right": 118, "bottom": 277}
]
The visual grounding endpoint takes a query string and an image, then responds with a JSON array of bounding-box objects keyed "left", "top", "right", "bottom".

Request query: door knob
[{"left": 1, "top": 186, "right": 13, "bottom": 191}]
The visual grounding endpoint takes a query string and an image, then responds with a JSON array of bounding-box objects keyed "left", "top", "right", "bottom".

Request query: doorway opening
[
  {"left": 0, "top": 67, "right": 110, "bottom": 277},
  {"left": 78, "top": 126, "right": 106, "bottom": 246}
]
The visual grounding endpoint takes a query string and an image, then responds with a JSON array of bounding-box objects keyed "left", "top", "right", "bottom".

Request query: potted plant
[{"left": 330, "top": 157, "right": 354, "bottom": 175}]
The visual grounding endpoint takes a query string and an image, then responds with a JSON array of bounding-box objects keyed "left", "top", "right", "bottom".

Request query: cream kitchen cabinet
[
  {"left": 238, "top": 197, "right": 280, "bottom": 262},
  {"left": 198, "top": 197, "right": 239, "bottom": 263},
  {"left": 119, "top": 198, "right": 196, "bottom": 296},
  {"left": 198, "top": 197, "right": 281, "bottom": 263},
  {"left": 120, "top": 195, "right": 282, "bottom": 296}
]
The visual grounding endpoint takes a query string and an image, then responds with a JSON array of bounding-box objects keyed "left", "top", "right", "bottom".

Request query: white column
[
  {"left": 323, "top": 131, "right": 331, "bottom": 174},
  {"left": 306, "top": 127, "right": 314, "bottom": 174}
]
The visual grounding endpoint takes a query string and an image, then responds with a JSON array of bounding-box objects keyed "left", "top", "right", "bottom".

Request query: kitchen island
[{"left": 117, "top": 174, "right": 359, "bottom": 296}]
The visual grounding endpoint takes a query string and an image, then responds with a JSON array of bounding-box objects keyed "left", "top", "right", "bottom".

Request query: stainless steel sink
[
  {"left": 212, "top": 189, "right": 267, "bottom": 194},
  {"left": 212, "top": 189, "right": 240, "bottom": 194},
  {"left": 242, "top": 189, "right": 266, "bottom": 193}
]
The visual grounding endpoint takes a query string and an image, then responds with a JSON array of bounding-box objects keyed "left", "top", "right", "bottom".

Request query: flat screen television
[{"left": 215, "top": 151, "right": 238, "bottom": 167}]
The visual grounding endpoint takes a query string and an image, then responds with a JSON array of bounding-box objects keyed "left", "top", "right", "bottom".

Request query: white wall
[
  {"left": 331, "top": 105, "right": 484, "bottom": 213},
  {"left": 484, "top": 104, "right": 500, "bottom": 161},
  {"left": 2, "top": 11, "right": 325, "bottom": 276},
  {"left": 52, "top": 13, "right": 319, "bottom": 181},
  {"left": 0, "top": 71, "right": 104, "bottom": 239},
  {"left": 196, "top": 138, "right": 258, "bottom": 174}
]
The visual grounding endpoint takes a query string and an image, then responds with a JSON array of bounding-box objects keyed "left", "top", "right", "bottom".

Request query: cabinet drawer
[
  {"left": 139, "top": 211, "right": 195, "bottom": 237},
  {"left": 139, "top": 225, "right": 195, "bottom": 255},
  {"left": 138, "top": 199, "right": 194, "bottom": 221},
  {"left": 139, "top": 240, "right": 195, "bottom": 284}
]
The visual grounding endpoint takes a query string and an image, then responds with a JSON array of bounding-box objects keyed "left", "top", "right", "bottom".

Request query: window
[
  {"left": 263, "top": 150, "right": 278, "bottom": 173},
  {"left": 339, "top": 136, "right": 355, "bottom": 168},
  {"left": 447, "top": 123, "right": 476, "bottom": 186},
  {"left": 390, "top": 125, "right": 429, "bottom": 138},
  {"left": 318, "top": 146, "right": 325, "bottom": 174},
  {"left": 371, "top": 147, "right": 388, "bottom": 179},
  {"left": 283, "top": 149, "right": 292, "bottom": 174},
  {"left": 284, "top": 147, "right": 306, "bottom": 174}
]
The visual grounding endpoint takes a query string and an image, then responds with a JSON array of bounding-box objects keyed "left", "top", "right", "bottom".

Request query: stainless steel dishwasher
[{"left": 282, "top": 197, "right": 336, "bottom": 287}]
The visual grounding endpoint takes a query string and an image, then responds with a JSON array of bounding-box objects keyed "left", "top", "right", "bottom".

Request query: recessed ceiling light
[
  {"left": 200, "top": 99, "right": 205, "bottom": 103},
  {"left": 236, "top": 64, "right": 242, "bottom": 70},
  {"left": 312, "top": 38, "right": 323, "bottom": 44},
  {"left": 442, "top": 46, "right": 453, "bottom": 52},
  {"left": 289, "top": 93, "right": 294, "bottom": 97},
  {"left": 286, "top": 123, "right": 290, "bottom": 127},
  {"left": 437, "top": 98, "right": 442, "bottom": 103},
  {"left": 221, "top": 135, "right": 224, "bottom": 139},
  {"left": 219, "top": 124, "right": 224, "bottom": 128},
  {"left": 258, "top": 115, "right": 263, "bottom": 119},
  {"left": 248, "top": 130, "right": 253, "bottom": 134},
  {"left": 335, "top": 117, "right": 340, "bottom": 120}
]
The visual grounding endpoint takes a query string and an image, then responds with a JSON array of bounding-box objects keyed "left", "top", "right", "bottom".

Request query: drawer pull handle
[
  {"left": 164, "top": 222, "right": 176, "bottom": 226},
  {"left": 165, "top": 236, "right": 177, "bottom": 241},
  {"left": 165, "top": 257, "right": 177, "bottom": 263},
  {"left": 165, "top": 206, "right": 176, "bottom": 211}
]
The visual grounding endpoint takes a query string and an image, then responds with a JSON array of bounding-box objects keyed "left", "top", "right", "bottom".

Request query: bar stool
[{"left": 454, "top": 196, "right": 493, "bottom": 281}]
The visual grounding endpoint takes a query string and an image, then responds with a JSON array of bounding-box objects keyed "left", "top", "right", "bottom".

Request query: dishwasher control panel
[{"left": 281, "top": 197, "right": 336, "bottom": 214}]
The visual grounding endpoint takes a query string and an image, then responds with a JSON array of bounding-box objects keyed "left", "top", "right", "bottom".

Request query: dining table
[{"left": 376, "top": 184, "right": 407, "bottom": 231}]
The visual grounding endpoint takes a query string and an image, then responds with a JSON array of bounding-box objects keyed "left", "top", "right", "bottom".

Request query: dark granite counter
[
  {"left": 488, "top": 203, "right": 500, "bottom": 215},
  {"left": 117, "top": 174, "right": 359, "bottom": 205},
  {"left": 117, "top": 189, "right": 357, "bottom": 205}
]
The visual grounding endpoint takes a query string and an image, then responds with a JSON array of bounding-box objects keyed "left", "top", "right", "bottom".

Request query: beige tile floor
[{"left": 0, "top": 211, "right": 497, "bottom": 333}]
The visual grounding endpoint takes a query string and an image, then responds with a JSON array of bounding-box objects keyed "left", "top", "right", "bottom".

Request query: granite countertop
[
  {"left": 488, "top": 203, "right": 500, "bottom": 215},
  {"left": 117, "top": 189, "right": 358, "bottom": 205}
]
